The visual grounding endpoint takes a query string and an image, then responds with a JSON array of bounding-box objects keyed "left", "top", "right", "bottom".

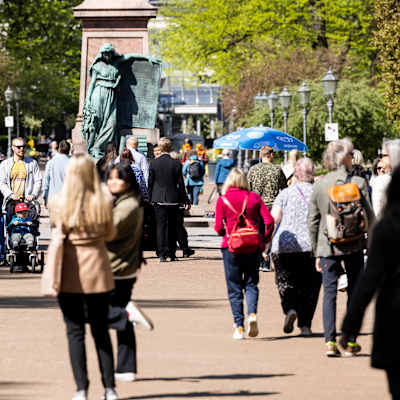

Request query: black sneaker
[
  {"left": 170, "top": 255, "right": 178, "bottom": 261},
  {"left": 183, "top": 248, "right": 195, "bottom": 258},
  {"left": 159, "top": 256, "right": 168, "bottom": 263}
]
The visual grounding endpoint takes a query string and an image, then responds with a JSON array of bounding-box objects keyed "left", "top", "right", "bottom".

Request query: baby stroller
[{"left": 2, "top": 197, "right": 44, "bottom": 273}]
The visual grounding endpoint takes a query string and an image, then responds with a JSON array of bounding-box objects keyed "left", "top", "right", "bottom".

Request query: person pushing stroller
[{"left": 8, "top": 202, "right": 35, "bottom": 250}]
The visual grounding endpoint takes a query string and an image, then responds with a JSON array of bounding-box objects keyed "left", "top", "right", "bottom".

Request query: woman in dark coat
[{"left": 341, "top": 165, "right": 400, "bottom": 399}]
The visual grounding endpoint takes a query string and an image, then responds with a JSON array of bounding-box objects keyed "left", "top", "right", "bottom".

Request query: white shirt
[
  {"left": 371, "top": 173, "right": 391, "bottom": 218},
  {"left": 128, "top": 148, "right": 149, "bottom": 184}
]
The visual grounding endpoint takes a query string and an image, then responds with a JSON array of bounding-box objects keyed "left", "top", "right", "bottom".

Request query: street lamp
[
  {"left": 322, "top": 68, "right": 339, "bottom": 123},
  {"left": 4, "top": 86, "right": 14, "bottom": 158},
  {"left": 14, "top": 87, "right": 21, "bottom": 137},
  {"left": 279, "top": 87, "right": 292, "bottom": 162},
  {"left": 268, "top": 90, "right": 278, "bottom": 128},
  {"left": 298, "top": 82, "right": 311, "bottom": 154}
]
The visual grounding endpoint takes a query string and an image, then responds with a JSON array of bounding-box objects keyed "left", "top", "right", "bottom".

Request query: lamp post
[
  {"left": 4, "top": 86, "right": 14, "bottom": 158},
  {"left": 14, "top": 87, "right": 21, "bottom": 137},
  {"left": 279, "top": 87, "right": 292, "bottom": 162},
  {"left": 298, "top": 82, "right": 311, "bottom": 155},
  {"left": 322, "top": 69, "right": 339, "bottom": 123},
  {"left": 268, "top": 90, "right": 278, "bottom": 128}
]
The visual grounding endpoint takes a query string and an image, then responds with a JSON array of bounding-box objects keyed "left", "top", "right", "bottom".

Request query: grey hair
[
  {"left": 294, "top": 157, "right": 314, "bottom": 183},
  {"left": 352, "top": 149, "right": 364, "bottom": 166},
  {"left": 323, "top": 138, "right": 353, "bottom": 171},
  {"left": 383, "top": 139, "right": 400, "bottom": 170}
]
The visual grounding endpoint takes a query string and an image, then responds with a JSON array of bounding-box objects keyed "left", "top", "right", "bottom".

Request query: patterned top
[
  {"left": 271, "top": 182, "right": 313, "bottom": 254},
  {"left": 131, "top": 165, "right": 149, "bottom": 201},
  {"left": 247, "top": 162, "right": 287, "bottom": 209}
]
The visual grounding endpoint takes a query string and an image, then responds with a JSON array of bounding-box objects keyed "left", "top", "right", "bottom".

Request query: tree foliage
[
  {"left": 374, "top": 0, "right": 400, "bottom": 127},
  {"left": 158, "top": 0, "right": 376, "bottom": 85},
  {"left": 240, "top": 79, "right": 396, "bottom": 162}
]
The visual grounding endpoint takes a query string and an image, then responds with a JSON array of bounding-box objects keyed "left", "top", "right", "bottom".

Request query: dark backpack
[
  {"left": 326, "top": 179, "right": 368, "bottom": 253},
  {"left": 188, "top": 161, "right": 203, "bottom": 180}
]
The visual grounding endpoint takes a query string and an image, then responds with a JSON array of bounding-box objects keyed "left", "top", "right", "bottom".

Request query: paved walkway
[{"left": 0, "top": 181, "right": 388, "bottom": 399}]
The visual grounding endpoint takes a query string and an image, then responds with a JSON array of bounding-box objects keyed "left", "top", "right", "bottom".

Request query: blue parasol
[{"left": 213, "top": 131, "right": 243, "bottom": 150}]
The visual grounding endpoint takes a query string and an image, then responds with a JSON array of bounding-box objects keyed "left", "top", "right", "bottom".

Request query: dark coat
[
  {"left": 342, "top": 217, "right": 400, "bottom": 370},
  {"left": 148, "top": 153, "right": 188, "bottom": 204}
]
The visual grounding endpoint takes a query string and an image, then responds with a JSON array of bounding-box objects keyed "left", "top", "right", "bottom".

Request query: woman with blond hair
[
  {"left": 214, "top": 168, "right": 274, "bottom": 340},
  {"left": 49, "top": 154, "right": 117, "bottom": 400},
  {"left": 271, "top": 158, "right": 321, "bottom": 336}
]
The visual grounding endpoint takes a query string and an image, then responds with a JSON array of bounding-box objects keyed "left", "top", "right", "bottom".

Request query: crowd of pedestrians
[{"left": 2, "top": 134, "right": 400, "bottom": 399}]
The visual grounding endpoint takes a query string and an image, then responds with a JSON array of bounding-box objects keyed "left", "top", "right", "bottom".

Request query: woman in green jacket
[{"left": 106, "top": 162, "right": 153, "bottom": 383}]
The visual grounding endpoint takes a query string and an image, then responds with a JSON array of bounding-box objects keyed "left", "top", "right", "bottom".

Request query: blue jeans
[
  {"left": 187, "top": 185, "right": 201, "bottom": 205},
  {"left": 320, "top": 251, "right": 364, "bottom": 342},
  {"left": 221, "top": 248, "right": 259, "bottom": 328}
]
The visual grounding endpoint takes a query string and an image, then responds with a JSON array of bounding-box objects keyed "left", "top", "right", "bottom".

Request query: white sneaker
[
  {"left": 101, "top": 388, "right": 118, "bottom": 400},
  {"left": 247, "top": 314, "right": 259, "bottom": 337},
  {"left": 126, "top": 301, "right": 154, "bottom": 331},
  {"left": 283, "top": 309, "right": 297, "bottom": 334},
  {"left": 300, "top": 326, "right": 312, "bottom": 336},
  {"left": 115, "top": 372, "right": 136, "bottom": 382},
  {"left": 72, "top": 390, "right": 87, "bottom": 400},
  {"left": 233, "top": 326, "right": 244, "bottom": 340}
]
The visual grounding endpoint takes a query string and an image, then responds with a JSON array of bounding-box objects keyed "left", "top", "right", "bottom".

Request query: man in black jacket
[{"left": 148, "top": 138, "right": 190, "bottom": 262}]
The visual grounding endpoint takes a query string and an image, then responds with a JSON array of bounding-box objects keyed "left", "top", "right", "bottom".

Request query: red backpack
[{"left": 222, "top": 194, "right": 261, "bottom": 254}]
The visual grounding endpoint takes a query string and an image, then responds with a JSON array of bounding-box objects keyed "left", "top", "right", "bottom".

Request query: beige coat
[{"left": 49, "top": 200, "right": 116, "bottom": 294}]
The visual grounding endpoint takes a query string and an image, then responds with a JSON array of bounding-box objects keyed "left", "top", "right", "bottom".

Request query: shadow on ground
[
  {"left": 0, "top": 381, "right": 44, "bottom": 399},
  {"left": 0, "top": 296, "right": 57, "bottom": 309},
  {"left": 138, "top": 373, "right": 293, "bottom": 383},
  {"left": 136, "top": 298, "right": 227, "bottom": 309},
  {"left": 121, "top": 391, "right": 279, "bottom": 399}
]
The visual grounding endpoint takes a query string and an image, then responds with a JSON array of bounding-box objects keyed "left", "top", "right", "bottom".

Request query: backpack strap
[{"left": 222, "top": 194, "right": 249, "bottom": 216}]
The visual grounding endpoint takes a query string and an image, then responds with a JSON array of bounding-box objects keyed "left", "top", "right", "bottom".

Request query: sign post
[{"left": 325, "top": 123, "right": 339, "bottom": 142}]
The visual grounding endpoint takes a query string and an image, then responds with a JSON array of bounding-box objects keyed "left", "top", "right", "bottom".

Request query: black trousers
[
  {"left": 176, "top": 208, "right": 189, "bottom": 251},
  {"left": 109, "top": 279, "right": 137, "bottom": 374},
  {"left": 154, "top": 204, "right": 179, "bottom": 258},
  {"left": 58, "top": 292, "right": 115, "bottom": 391},
  {"left": 386, "top": 369, "right": 400, "bottom": 400},
  {"left": 272, "top": 252, "right": 321, "bottom": 328}
]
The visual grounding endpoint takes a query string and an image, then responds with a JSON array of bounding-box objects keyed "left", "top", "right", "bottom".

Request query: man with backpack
[
  {"left": 308, "top": 138, "right": 374, "bottom": 357},
  {"left": 182, "top": 150, "right": 205, "bottom": 205}
]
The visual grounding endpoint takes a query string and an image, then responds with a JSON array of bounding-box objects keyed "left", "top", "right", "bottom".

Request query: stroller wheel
[
  {"left": 29, "top": 254, "right": 37, "bottom": 273},
  {"left": 9, "top": 260, "right": 14, "bottom": 273},
  {"left": 39, "top": 251, "right": 44, "bottom": 273}
]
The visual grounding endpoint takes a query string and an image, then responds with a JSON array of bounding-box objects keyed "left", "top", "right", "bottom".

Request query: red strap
[{"left": 222, "top": 194, "right": 249, "bottom": 216}]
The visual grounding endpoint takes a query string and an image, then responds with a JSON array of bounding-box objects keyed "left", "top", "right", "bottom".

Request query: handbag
[
  {"left": 222, "top": 194, "right": 261, "bottom": 254},
  {"left": 40, "top": 224, "right": 67, "bottom": 297}
]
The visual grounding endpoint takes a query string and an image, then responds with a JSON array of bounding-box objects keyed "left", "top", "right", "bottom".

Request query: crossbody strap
[{"left": 296, "top": 185, "right": 309, "bottom": 206}]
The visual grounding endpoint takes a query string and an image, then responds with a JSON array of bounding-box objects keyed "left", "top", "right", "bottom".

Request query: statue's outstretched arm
[{"left": 118, "top": 53, "right": 162, "bottom": 65}]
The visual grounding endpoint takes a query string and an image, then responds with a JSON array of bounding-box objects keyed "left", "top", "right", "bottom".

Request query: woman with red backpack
[{"left": 214, "top": 168, "right": 274, "bottom": 340}]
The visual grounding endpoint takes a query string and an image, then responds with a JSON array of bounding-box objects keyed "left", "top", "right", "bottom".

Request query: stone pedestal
[{"left": 72, "top": 0, "right": 157, "bottom": 154}]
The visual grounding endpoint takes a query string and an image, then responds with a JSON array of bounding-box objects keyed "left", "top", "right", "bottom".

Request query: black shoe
[
  {"left": 183, "top": 248, "right": 195, "bottom": 258},
  {"left": 170, "top": 255, "right": 178, "bottom": 261},
  {"left": 159, "top": 256, "right": 168, "bottom": 263}
]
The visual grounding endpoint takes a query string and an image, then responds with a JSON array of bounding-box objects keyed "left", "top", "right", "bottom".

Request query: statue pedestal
[{"left": 72, "top": 0, "right": 157, "bottom": 154}]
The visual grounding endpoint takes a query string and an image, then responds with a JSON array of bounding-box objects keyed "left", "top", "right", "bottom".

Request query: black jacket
[
  {"left": 148, "top": 154, "right": 188, "bottom": 204},
  {"left": 342, "top": 217, "right": 400, "bottom": 369}
]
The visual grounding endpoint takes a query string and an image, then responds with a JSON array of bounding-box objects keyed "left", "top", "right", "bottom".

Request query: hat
[
  {"left": 282, "top": 164, "right": 294, "bottom": 180},
  {"left": 15, "top": 203, "right": 29, "bottom": 213}
]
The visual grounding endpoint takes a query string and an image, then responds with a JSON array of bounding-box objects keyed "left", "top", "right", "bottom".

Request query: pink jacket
[{"left": 214, "top": 187, "right": 274, "bottom": 249}]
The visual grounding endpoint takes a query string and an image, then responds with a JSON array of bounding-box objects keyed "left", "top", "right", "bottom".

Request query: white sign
[
  {"left": 325, "top": 123, "right": 339, "bottom": 141},
  {"left": 4, "top": 116, "right": 14, "bottom": 128}
]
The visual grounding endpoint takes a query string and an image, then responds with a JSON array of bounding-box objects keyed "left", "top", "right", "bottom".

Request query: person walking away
[
  {"left": 148, "top": 138, "right": 190, "bottom": 262},
  {"left": 214, "top": 168, "right": 274, "bottom": 339},
  {"left": 182, "top": 150, "right": 205, "bottom": 206},
  {"left": 308, "top": 138, "right": 374, "bottom": 357},
  {"left": 214, "top": 149, "right": 235, "bottom": 195},
  {"left": 43, "top": 140, "right": 71, "bottom": 207},
  {"left": 270, "top": 158, "right": 321, "bottom": 336},
  {"left": 119, "top": 148, "right": 148, "bottom": 201},
  {"left": 247, "top": 145, "right": 287, "bottom": 272},
  {"left": 125, "top": 136, "right": 149, "bottom": 184},
  {"left": 49, "top": 154, "right": 118, "bottom": 400},
  {"left": 196, "top": 143, "right": 209, "bottom": 176},
  {"left": 106, "top": 162, "right": 153, "bottom": 383},
  {"left": 97, "top": 142, "right": 118, "bottom": 182},
  {"left": 341, "top": 166, "right": 400, "bottom": 399}
]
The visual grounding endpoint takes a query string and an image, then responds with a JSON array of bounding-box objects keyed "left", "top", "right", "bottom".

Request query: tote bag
[{"left": 40, "top": 224, "right": 66, "bottom": 297}]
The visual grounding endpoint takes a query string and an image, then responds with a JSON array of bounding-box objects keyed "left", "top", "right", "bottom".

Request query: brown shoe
[{"left": 326, "top": 342, "right": 341, "bottom": 357}]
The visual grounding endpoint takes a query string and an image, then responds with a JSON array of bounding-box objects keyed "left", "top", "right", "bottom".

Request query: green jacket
[
  {"left": 107, "top": 191, "right": 144, "bottom": 278},
  {"left": 308, "top": 165, "right": 375, "bottom": 257}
]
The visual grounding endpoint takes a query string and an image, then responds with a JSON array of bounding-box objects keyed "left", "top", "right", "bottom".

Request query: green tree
[
  {"left": 240, "top": 79, "right": 396, "bottom": 162},
  {"left": 374, "top": 0, "right": 400, "bottom": 126}
]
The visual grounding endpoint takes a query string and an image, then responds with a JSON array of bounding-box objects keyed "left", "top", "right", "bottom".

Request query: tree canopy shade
[
  {"left": 374, "top": 0, "right": 400, "bottom": 127},
  {"left": 158, "top": 0, "right": 376, "bottom": 85}
]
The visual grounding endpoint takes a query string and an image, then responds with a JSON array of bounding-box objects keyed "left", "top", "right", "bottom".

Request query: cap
[{"left": 15, "top": 203, "right": 29, "bottom": 213}]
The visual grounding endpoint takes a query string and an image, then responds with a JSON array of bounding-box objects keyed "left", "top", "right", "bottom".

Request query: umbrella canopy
[
  {"left": 238, "top": 126, "right": 308, "bottom": 153},
  {"left": 213, "top": 131, "right": 243, "bottom": 150}
]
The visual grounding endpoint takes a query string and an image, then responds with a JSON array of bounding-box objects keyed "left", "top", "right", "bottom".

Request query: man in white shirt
[{"left": 126, "top": 136, "right": 149, "bottom": 184}]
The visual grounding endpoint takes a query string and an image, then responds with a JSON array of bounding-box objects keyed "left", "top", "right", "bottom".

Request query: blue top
[
  {"left": 8, "top": 215, "right": 34, "bottom": 235},
  {"left": 131, "top": 164, "right": 149, "bottom": 201},
  {"left": 271, "top": 182, "right": 313, "bottom": 254},
  {"left": 214, "top": 158, "right": 235, "bottom": 184},
  {"left": 182, "top": 156, "right": 205, "bottom": 187},
  {"left": 43, "top": 153, "right": 70, "bottom": 204}
]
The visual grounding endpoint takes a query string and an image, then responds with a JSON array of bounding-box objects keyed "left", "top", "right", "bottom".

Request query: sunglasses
[
  {"left": 377, "top": 167, "right": 383, "bottom": 171},
  {"left": 381, "top": 153, "right": 389, "bottom": 157},
  {"left": 13, "top": 145, "right": 25, "bottom": 149}
]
